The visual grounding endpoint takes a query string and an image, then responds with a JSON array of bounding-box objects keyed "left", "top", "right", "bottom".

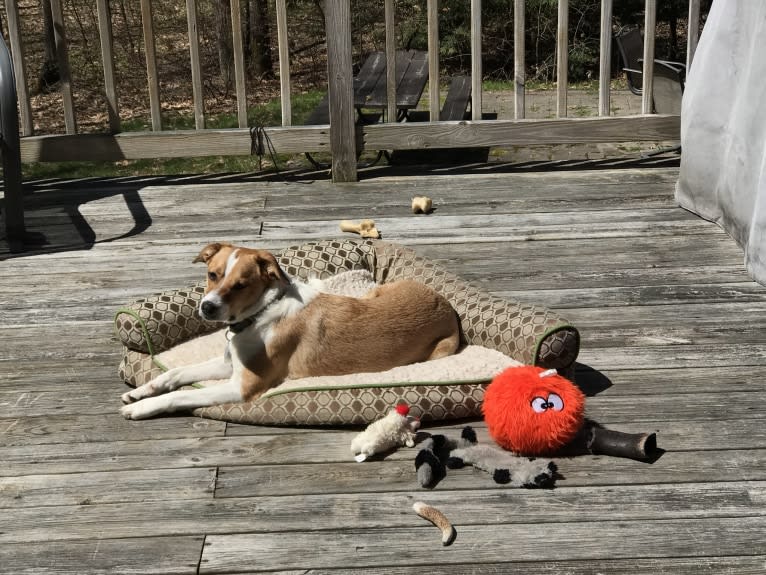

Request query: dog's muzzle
[{"left": 199, "top": 300, "right": 220, "bottom": 320}]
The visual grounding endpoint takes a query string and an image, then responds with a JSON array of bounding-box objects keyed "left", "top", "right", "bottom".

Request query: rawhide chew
[
  {"left": 411, "top": 196, "right": 433, "bottom": 214},
  {"left": 339, "top": 219, "right": 380, "bottom": 239},
  {"left": 413, "top": 501, "right": 456, "bottom": 546}
]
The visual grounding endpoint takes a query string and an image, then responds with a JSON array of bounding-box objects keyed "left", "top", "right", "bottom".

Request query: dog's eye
[
  {"left": 232, "top": 281, "right": 246, "bottom": 291},
  {"left": 208, "top": 272, "right": 218, "bottom": 282}
]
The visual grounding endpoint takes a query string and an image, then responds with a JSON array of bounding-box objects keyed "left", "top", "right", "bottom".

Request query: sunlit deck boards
[{"left": 2, "top": 161, "right": 766, "bottom": 574}]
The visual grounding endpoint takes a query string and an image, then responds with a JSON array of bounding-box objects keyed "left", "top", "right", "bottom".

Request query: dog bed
[{"left": 114, "top": 239, "right": 580, "bottom": 425}]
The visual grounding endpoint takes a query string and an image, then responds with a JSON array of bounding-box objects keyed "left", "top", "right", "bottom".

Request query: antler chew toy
[
  {"left": 413, "top": 501, "right": 456, "bottom": 546},
  {"left": 411, "top": 196, "right": 433, "bottom": 214},
  {"left": 585, "top": 425, "right": 658, "bottom": 460},
  {"left": 339, "top": 219, "right": 380, "bottom": 239}
]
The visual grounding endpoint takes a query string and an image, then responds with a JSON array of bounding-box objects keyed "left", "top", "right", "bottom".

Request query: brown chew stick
[{"left": 413, "top": 501, "right": 456, "bottom": 546}]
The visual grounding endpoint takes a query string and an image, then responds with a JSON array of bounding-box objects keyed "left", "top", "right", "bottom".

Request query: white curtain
[{"left": 675, "top": 1, "right": 766, "bottom": 285}]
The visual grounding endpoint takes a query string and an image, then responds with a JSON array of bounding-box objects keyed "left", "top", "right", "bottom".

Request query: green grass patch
[
  {"left": 484, "top": 78, "right": 628, "bottom": 92},
  {"left": 23, "top": 91, "right": 327, "bottom": 180}
]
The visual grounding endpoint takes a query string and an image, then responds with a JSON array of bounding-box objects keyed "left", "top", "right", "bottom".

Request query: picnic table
[
  {"left": 305, "top": 50, "right": 430, "bottom": 126},
  {"left": 304, "top": 50, "right": 472, "bottom": 168},
  {"left": 352, "top": 49, "right": 429, "bottom": 121}
]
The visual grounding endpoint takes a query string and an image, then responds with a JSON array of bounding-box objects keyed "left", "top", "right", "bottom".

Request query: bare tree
[
  {"left": 213, "top": 0, "right": 234, "bottom": 88},
  {"left": 246, "top": 0, "right": 273, "bottom": 77},
  {"left": 38, "top": 0, "right": 60, "bottom": 93}
]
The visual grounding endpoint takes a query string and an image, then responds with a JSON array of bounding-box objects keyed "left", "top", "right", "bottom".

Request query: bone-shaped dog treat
[
  {"left": 411, "top": 196, "right": 433, "bottom": 214},
  {"left": 339, "top": 219, "right": 381, "bottom": 239}
]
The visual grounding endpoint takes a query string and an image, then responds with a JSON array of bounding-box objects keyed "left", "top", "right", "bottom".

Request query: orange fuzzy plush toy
[{"left": 482, "top": 366, "right": 585, "bottom": 456}]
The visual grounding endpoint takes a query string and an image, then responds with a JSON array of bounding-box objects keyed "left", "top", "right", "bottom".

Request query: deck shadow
[
  {"left": 574, "top": 363, "right": 614, "bottom": 397},
  {"left": 0, "top": 186, "right": 152, "bottom": 260}
]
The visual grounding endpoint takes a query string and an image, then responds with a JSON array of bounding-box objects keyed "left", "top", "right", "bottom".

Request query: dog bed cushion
[
  {"left": 153, "top": 327, "right": 522, "bottom": 425},
  {"left": 115, "top": 239, "right": 580, "bottom": 425}
]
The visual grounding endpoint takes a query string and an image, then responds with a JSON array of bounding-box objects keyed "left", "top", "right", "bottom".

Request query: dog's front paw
[
  {"left": 120, "top": 398, "right": 163, "bottom": 420},
  {"left": 121, "top": 382, "right": 158, "bottom": 404},
  {"left": 120, "top": 403, "right": 140, "bottom": 419}
]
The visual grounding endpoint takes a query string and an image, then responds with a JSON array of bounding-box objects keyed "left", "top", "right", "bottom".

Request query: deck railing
[{"left": 4, "top": 0, "right": 701, "bottom": 182}]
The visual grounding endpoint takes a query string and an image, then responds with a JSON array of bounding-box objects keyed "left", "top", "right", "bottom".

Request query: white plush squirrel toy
[{"left": 351, "top": 404, "right": 421, "bottom": 462}]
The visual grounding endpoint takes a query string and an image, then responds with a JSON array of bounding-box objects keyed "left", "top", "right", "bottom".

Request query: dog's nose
[{"left": 200, "top": 300, "right": 218, "bottom": 318}]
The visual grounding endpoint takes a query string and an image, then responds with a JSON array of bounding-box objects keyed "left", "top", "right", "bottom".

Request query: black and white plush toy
[
  {"left": 415, "top": 434, "right": 450, "bottom": 487},
  {"left": 416, "top": 427, "right": 557, "bottom": 488}
]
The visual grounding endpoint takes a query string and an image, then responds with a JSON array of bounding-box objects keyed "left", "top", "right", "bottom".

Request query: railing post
[
  {"left": 186, "top": 0, "right": 205, "bottom": 130},
  {"left": 556, "top": 0, "right": 569, "bottom": 118},
  {"left": 97, "top": 0, "right": 121, "bottom": 132},
  {"left": 140, "top": 0, "right": 162, "bottom": 131},
  {"left": 230, "top": 0, "right": 248, "bottom": 128},
  {"left": 50, "top": 0, "right": 77, "bottom": 133},
  {"left": 687, "top": 0, "right": 701, "bottom": 71},
  {"left": 276, "top": 0, "right": 291, "bottom": 126},
  {"left": 641, "top": 0, "right": 656, "bottom": 114},
  {"left": 427, "top": 0, "right": 439, "bottom": 121},
  {"left": 470, "top": 0, "right": 482, "bottom": 121},
  {"left": 384, "top": 0, "right": 396, "bottom": 123},
  {"left": 598, "top": 0, "right": 613, "bottom": 116},
  {"left": 324, "top": 0, "right": 357, "bottom": 182},
  {"left": 513, "top": 0, "right": 525, "bottom": 119}
]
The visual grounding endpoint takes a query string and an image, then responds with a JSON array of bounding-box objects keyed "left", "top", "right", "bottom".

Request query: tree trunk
[
  {"left": 38, "top": 0, "right": 60, "bottom": 93},
  {"left": 247, "top": 0, "right": 273, "bottom": 77},
  {"left": 214, "top": 0, "right": 234, "bottom": 89},
  {"left": 668, "top": 12, "right": 679, "bottom": 61}
]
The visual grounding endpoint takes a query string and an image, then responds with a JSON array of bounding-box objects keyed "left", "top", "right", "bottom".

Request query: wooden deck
[{"left": 2, "top": 158, "right": 766, "bottom": 574}]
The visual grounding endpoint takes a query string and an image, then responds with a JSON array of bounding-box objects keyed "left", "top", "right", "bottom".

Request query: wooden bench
[{"left": 439, "top": 75, "right": 472, "bottom": 121}]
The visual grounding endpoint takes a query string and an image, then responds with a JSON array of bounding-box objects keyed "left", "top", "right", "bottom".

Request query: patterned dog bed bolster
[{"left": 115, "top": 239, "right": 580, "bottom": 425}]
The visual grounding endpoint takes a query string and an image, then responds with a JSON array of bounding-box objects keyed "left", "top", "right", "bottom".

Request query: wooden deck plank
[
  {"left": 0, "top": 413, "right": 226, "bottom": 446},
  {"left": 0, "top": 234, "right": 743, "bottom": 289},
  {"left": 0, "top": 467, "right": 216, "bottom": 508},
  {"left": 0, "top": 535, "right": 204, "bottom": 575},
  {"left": 241, "top": 557, "right": 766, "bottom": 575},
  {"left": 199, "top": 517, "right": 766, "bottom": 572},
  {"left": 216, "top": 448, "right": 766, "bottom": 496},
  {"left": 3, "top": 418, "right": 765, "bottom": 478},
  {"left": 1, "top": 386, "right": 762, "bottom": 422},
  {"left": 259, "top": 208, "right": 714, "bottom": 244},
  {"left": 5, "top": 482, "right": 765, "bottom": 544}
]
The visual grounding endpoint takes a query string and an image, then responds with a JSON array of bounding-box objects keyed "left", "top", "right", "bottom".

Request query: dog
[{"left": 120, "top": 242, "right": 461, "bottom": 419}]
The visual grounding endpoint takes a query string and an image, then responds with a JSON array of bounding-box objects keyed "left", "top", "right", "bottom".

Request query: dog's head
[{"left": 193, "top": 242, "right": 288, "bottom": 323}]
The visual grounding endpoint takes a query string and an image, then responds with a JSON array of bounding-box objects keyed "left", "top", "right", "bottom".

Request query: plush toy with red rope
[
  {"left": 482, "top": 366, "right": 586, "bottom": 456},
  {"left": 351, "top": 404, "right": 420, "bottom": 462}
]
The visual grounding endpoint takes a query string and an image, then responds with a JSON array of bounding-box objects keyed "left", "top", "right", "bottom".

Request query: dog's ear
[
  {"left": 256, "top": 252, "right": 287, "bottom": 284},
  {"left": 193, "top": 242, "right": 230, "bottom": 264}
]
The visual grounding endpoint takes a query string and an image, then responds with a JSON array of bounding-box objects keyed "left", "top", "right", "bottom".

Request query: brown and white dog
[{"left": 120, "top": 242, "right": 461, "bottom": 419}]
